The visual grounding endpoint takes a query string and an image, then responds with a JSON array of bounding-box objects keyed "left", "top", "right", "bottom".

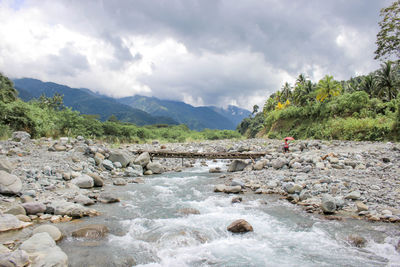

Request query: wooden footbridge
[{"left": 134, "top": 150, "right": 267, "bottom": 160}]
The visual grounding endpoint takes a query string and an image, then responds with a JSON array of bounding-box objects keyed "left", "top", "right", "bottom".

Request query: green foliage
[
  {"left": 0, "top": 73, "right": 18, "bottom": 103},
  {"left": 375, "top": 0, "right": 400, "bottom": 60}
]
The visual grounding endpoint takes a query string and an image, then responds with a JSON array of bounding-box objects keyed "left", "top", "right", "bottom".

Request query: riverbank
[{"left": 0, "top": 132, "right": 399, "bottom": 265}]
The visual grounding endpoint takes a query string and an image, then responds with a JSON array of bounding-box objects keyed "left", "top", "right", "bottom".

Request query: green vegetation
[
  {"left": 237, "top": 63, "right": 400, "bottom": 141},
  {"left": 0, "top": 73, "right": 241, "bottom": 143}
]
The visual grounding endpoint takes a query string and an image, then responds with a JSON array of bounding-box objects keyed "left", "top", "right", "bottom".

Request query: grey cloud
[{"left": 45, "top": 45, "right": 89, "bottom": 76}]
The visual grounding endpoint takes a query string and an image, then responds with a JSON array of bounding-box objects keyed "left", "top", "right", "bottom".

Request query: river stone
[
  {"left": 87, "top": 173, "right": 104, "bottom": 187},
  {"left": 146, "top": 162, "right": 164, "bottom": 174},
  {"left": 22, "top": 202, "right": 47, "bottom": 215},
  {"left": 286, "top": 184, "right": 303, "bottom": 194},
  {"left": 271, "top": 158, "right": 287, "bottom": 169},
  {"left": 0, "top": 159, "right": 15, "bottom": 173},
  {"left": 5, "top": 204, "right": 26, "bottom": 216},
  {"left": 16, "top": 214, "right": 31, "bottom": 222},
  {"left": 102, "top": 159, "right": 114, "bottom": 171},
  {"left": 356, "top": 201, "right": 368, "bottom": 212},
  {"left": 134, "top": 152, "right": 151, "bottom": 167},
  {"left": 0, "top": 214, "right": 24, "bottom": 232},
  {"left": 0, "top": 250, "right": 29, "bottom": 267},
  {"left": 347, "top": 234, "right": 367, "bottom": 248},
  {"left": 0, "top": 170, "right": 22, "bottom": 195},
  {"left": 74, "top": 194, "right": 95, "bottom": 206},
  {"left": 253, "top": 160, "right": 267, "bottom": 170},
  {"left": 54, "top": 145, "right": 67, "bottom": 152},
  {"left": 227, "top": 160, "right": 248, "bottom": 172},
  {"left": 125, "top": 165, "right": 143, "bottom": 177},
  {"left": 49, "top": 201, "right": 94, "bottom": 217},
  {"left": 291, "top": 162, "right": 302, "bottom": 169},
  {"left": 178, "top": 208, "right": 200, "bottom": 215},
  {"left": 345, "top": 191, "right": 361, "bottom": 200},
  {"left": 94, "top": 152, "right": 105, "bottom": 166},
  {"left": 72, "top": 224, "right": 109, "bottom": 239},
  {"left": 224, "top": 185, "right": 242, "bottom": 194},
  {"left": 209, "top": 167, "right": 222, "bottom": 173},
  {"left": 113, "top": 162, "right": 122, "bottom": 168},
  {"left": 232, "top": 197, "right": 242, "bottom": 203},
  {"left": 108, "top": 151, "right": 131, "bottom": 168},
  {"left": 113, "top": 178, "right": 127, "bottom": 186},
  {"left": 97, "top": 192, "right": 120, "bottom": 203},
  {"left": 214, "top": 184, "right": 226, "bottom": 192},
  {"left": 12, "top": 131, "right": 31, "bottom": 142},
  {"left": 321, "top": 194, "right": 336, "bottom": 214},
  {"left": 72, "top": 174, "right": 94, "bottom": 189},
  {"left": 0, "top": 245, "right": 10, "bottom": 254},
  {"left": 33, "top": 224, "right": 63, "bottom": 242},
  {"left": 20, "top": 232, "right": 68, "bottom": 267},
  {"left": 227, "top": 219, "right": 253, "bottom": 233},
  {"left": 231, "top": 180, "right": 245, "bottom": 188},
  {"left": 144, "top": 170, "right": 153, "bottom": 175}
]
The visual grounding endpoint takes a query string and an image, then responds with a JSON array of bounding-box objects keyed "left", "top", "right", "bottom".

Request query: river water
[{"left": 58, "top": 160, "right": 400, "bottom": 267}]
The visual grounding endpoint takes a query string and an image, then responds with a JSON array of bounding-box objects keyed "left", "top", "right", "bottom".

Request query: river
[{"left": 57, "top": 160, "right": 400, "bottom": 267}]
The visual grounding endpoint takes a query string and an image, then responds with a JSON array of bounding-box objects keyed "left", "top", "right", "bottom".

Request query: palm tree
[
  {"left": 360, "top": 75, "right": 377, "bottom": 97},
  {"left": 281, "top": 82, "right": 292, "bottom": 102},
  {"left": 316, "top": 75, "right": 342, "bottom": 102},
  {"left": 376, "top": 61, "right": 399, "bottom": 101}
]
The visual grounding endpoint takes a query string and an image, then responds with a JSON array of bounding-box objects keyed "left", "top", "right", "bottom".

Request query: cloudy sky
[{"left": 0, "top": 0, "right": 391, "bottom": 110}]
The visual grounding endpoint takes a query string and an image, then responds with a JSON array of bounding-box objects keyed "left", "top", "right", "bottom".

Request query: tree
[
  {"left": 316, "top": 75, "right": 342, "bottom": 102},
  {"left": 38, "top": 93, "right": 64, "bottom": 110},
  {"left": 252, "top": 104, "right": 259, "bottom": 115},
  {"left": 281, "top": 82, "right": 292, "bottom": 102},
  {"left": 376, "top": 61, "right": 399, "bottom": 100},
  {"left": 0, "top": 73, "right": 18, "bottom": 103},
  {"left": 375, "top": 0, "right": 400, "bottom": 61},
  {"left": 359, "top": 75, "right": 377, "bottom": 97}
]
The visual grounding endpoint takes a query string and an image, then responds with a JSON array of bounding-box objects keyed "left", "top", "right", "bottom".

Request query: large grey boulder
[
  {"left": 49, "top": 201, "right": 96, "bottom": 218},
  {"left": 0, "top": 250, "right": 29, "bottom": 267},
  {"left": 134, "top": 152, "right": 151, "bottom": 167},
  {"left": 108, "top": 151, "right": 131, "bottom": 168},
  {"left": 113, "top": 178, "right": 127, "bottom": 186},
  {"left": 71, "top": 174, "right": 94, "bottom": 189},
  {"left": 87, "top": 173, "right": 104, "bottom": 187},
  {"left": 20, "top": 232, "right": 68, "bottom": 267},
  {"left": 102, "top": 159, "right": 114, "bottom": 171},
  {"left": 97, "top": 192, "right": 120, "bottom": 203},
  {"left": 73, "top": 194, "right": 95, "bottom": 206},
  {"left": 345, "top": 191, "right": 361, "bottom": 200},
  {"left": 146, "top": 162, "right": 164, "bottom": 174},
  {"left": 0, "top": 170, "right": 22, "bottom": 195},
  {"left": 12, "top": 131, "right": 31, "bottom": 142},
  {"left": 271, "top": 158, "right": 288, "bottom": 169},
  {"left": 0, "top": 159, "right": 15, "bottom": 173},
  {"left": 321, "top": 194, "right": 337, "bottom": 214},
  {"left": 0, "top": 214, "right": 24, "bottom": 232},
  {"left": 33, "top": 224, "right": 63, "bottom": 242},
  {"left": 253, "top": 160, "right": 267, "bottom": 170},
  {"left": 5, "top": 204, "right": 26, "bottom": 215},
  {"left": 227, "top": 160, "right": 248, "bottom": 172},
  {"left": 22, "top": 202, "right": 47, "bottom": 215}
]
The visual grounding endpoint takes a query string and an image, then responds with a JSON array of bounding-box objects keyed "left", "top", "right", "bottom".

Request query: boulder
[
  {"left": 347, "top": 234, "right": 367, "bottom": 248},
  {"left": 33, "top": 224, "right": 63, "bottom": 242},
  {"left": 12, "top": 131, "right": 31, "bottom": 142},
  {"left": 227, "top": 160, "right": 248, "bottom": 172},
  {"left": 321, "top": 194, "right": 336, "bottom": 214},
  {"left": 87, "top": 173, "right": 104, "bottom": 187},
  {"left": 73, "top": 194, "right": 95, "bottom": 206},
  {"left": 253, "top": 160, "right": 267, "bottom": 170},
  {"left": 209, "top": 167, "right": 222, "bottom": 173},
  {"left": 224, "top": 185, "right": 242, "bottom": 194},
  {"left": 49, "top": 201, "right": 96, "bottom": 218},
  {"left": 71, "top": 174, "right": 94, "bottom": 189},
  {"left": 0, "top": 170, "right": 22, "bottom": 195},
  {"left": 113, "top": 178, "right": 127, "bottom": 186},
  {"left": 214, "top": 184, "right": 226, "bottom": 192},
  {"left": 146, "top": 162, "right": 164, "bottom": 174},
  {"left": 108, "top": 151, "right": 131, "bottom": 168},
  {"left": 72, "top": 224, "right": 109, "bottom": 239},
  {"left": 94, "top": 152, "right": 105, "bottom": 166},
  {"left": 97, "top": 192, "right": 120, "bottom": 203},
  {"left": 22, "top": 202, "right": 47, "bottom": 215},
  {"left": 125, "top": 165, "right": 143, "bottom": 177},
  {"left": 286, "top": 183, "right": 303, "bottom": 194},
  {"left": 5, "top": 204, "right": 26, "bottom": 216},
  {"left": 20, "top": 232, "right": 68, "bottom": 267},
  {"left": 356, "top": 201, "right": 368, "bottom": 212},
  {"left": 227, "top": 219, "right": 253, "bottom": 233},
  {"left": 0, "top": 159, "right": 15, "bottom": 173},
  {"left": 0, "top": 214, "right": 24, "bottom": 232},
  {"left": 0, "top": 250, "right": 29, "bottom": 267},
  {"left": 271, "top": 158, "right": 287, "bottom": 169},
  {"left": 345, "top": 191, "right": 361, "bottom": 200},
  {"left": 231, "top": 197, "right": 242, "bottom": 203},
  {"left": 134, "top": 152, "right": 151, "bottom": 167},
  {"left": 102, "top": 159, "right": 114, "bottom": 171}
]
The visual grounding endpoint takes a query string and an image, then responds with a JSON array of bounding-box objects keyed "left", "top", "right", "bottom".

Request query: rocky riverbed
[{"left": 0, "top": 131, "right": 400, "bottom": 266}]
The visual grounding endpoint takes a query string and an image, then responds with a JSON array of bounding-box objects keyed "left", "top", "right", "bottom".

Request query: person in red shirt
[{"left": 283, "top": 139, "right": 289, "bottom": 153}]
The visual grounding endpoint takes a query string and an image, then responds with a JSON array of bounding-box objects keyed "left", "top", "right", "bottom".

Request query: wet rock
[
  {"left": 345, "top": 191, "right": 361, "bottom": 200},
  {"left": 113, "top": 178, "right": 127, "bottom": 186},
  {"left": 125, "top": 165, "right": 143, "bottom": 177},
  {"left": 97, "top": 192, "right": 120, "bottom": 203},
  {"left": 347, "top": 234, "right": 367, "bottom": 248},
  {"left": 144, "top": 170, "right": 153, "bottom": 175},
  {"left": 227, "top": 219, "right": 253, "bottom": 233},
  {"left": 214, "top": 184, "right": 225, "bottom": 192},
  {"left": 0, "top": 214, "right": 24, "bottom": 232},
  {"left": 5, "top": 204, "right": 26, "bottom": 216},
  {"left": 108, "top": 151, "right": 131, "bottom": 167},
  {"left": 224, "top": 185, "right": 242, "bottom": 194},
  {"left": 0, "top": 250, "right": 29, "bottom": 267},
  {"left": 321, "top": 194, "right": 337, "bottom": 214},
  {"left": 0, "top": 159, "right": 15, "bottom": 173},
  {"left": 134, "top": 152, "right": 151, "bottom": 167},
  {"left": 72, "top": 174, "right": 94, "bottom": 189},
  {"left": 72, "top": 224, "right": 109, "bottom": 239},
  {"left": 231, "top": 180, "right": 245, "bottom": 188},
  {"left": 20, "top": 232, "right": 68, "bottom": 267},
  {"left": 0, "top": 170, "right": 22, "bottom": 195},
  {"left": 146, "top": 162, "right": 164, "bottom": 174},
  {"left": 231, "top": 197, "right": 242, "bottom": 203},
  {"left": 177, "top": 208, "right": 200, "bottom": 215},
  {"left": 209, "top": 167, "right": 222, "bottom": 173},
  {"left": 74, "top": 194, "right": 95, "bottom": 206},
  {"left": 228, "top": 160, "right": 249, "bottom": 172},
  {"left": 22, "top": 202, "right": 47, "bottom": 215},
  {"left": 49, "top": 201, "right": 97, "bottom": 217},
  {"left": 33, "top": 224, "right": 63, "bottom": 242}
]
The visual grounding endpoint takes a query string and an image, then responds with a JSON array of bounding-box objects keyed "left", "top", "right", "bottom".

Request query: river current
[{"left": 58, "top": 160, "right": 400, "bottom": 267}]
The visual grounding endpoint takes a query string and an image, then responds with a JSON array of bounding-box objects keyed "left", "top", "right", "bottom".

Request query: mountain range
[{"left": 13, "top": 78, "right": 251, "bottom": 130}]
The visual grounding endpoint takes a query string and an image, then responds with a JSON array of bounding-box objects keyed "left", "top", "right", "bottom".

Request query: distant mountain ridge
[{"left": 13, "top": 78, "right": 250, "bottom": 130}]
